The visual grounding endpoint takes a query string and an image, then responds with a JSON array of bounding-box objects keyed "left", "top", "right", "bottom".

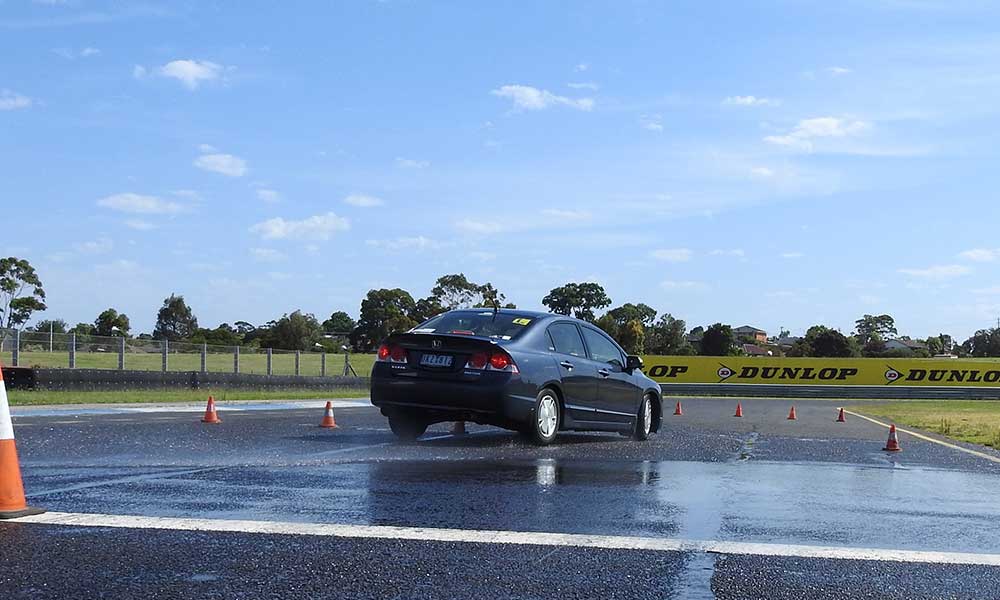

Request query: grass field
[
  {"left": 7, "top": 388, "right": 369, "bottom": 406},
  {"left": 1, "top": 350, "right": 377, "bottom": 377},
  {"left": 854, "top": 401, "right": 1000, "bottom": 448}
]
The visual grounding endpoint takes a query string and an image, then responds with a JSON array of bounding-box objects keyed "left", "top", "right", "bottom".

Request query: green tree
[
  {"left": 0, "top": 257, "right": 47, "bottom": 336},
  {"left": 962, "top": 328, "right": 1000, "bottom": 357},
  {"left": 802, "top": 325, "right": 860, "bottom": 358},
  {"left": 153, "top": 294, "right": 199, "bottom": 341},
  {"left": 699, "top": 323, "right": 736, "bottom": 356},
  {"left": 351, "top": 288, "right": 418, "bottom": 351},
  {"left": 260, "top": 311, "right": 323, "bottom": 351},
  {"left": 191, "top": 323, "right": 244, "bottom": 347},
  {"left": 617, "top": 319, "right": 646, "bottom": 355},
  {"left": 925, "top": 333, "right": 954, "bottom": 356},
  {"left": 854, "top": 314, "right": 897, "bottom": 345},
  {"left": 94, "top": 308, "right": 131, "bottom": 337},
  {"left": 322, "top": 311, "right": 356, "bottom": 333},
  {"left": 862, "top": 337, "right": 887, "bottom": 357},
  {"left": 645, "top": 313, "right": 692, "bottom": 355},
  {"left": 431, "top": 274, "right": 481, "bottom": 309},
  {"left": 412, "top": 296, "right": 447, "bottom": 323},
  {"left": 472, "top": 282, "right": 516, "bottom": 309},
  {"left": 30, "top": 319, "right": 67, "bottom": 334},
  {"left": 541, "top": 282, "right": 611, "bottom": 322},
  {"left": 605, "top": 303, "right": 657, "bottom": 327},
  {"left": 69, "top": 322, "right": 96, "bottom": 336}
]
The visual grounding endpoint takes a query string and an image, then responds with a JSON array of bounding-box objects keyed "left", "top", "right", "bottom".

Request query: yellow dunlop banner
[{"left": 641, "top": 356, "right": 1000, "bottom": 387}]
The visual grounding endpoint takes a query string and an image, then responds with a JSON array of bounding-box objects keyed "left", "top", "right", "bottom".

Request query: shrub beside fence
[{"left": 0, "top": 328, "right": 373, "bottom": 377}]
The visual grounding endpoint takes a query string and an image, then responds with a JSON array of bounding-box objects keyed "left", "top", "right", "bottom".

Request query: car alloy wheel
[{"left": 530, "top": 389, "right": 560, "bottom": 445}]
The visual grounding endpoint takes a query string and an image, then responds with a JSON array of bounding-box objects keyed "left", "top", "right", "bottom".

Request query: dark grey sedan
[{"left": 370, "top": 309, "right": 662, "bottom": 444}]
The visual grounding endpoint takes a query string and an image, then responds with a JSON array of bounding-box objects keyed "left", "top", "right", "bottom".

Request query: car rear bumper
[{"left": 370, "top": 365, "right": 536, "bottom": 425}]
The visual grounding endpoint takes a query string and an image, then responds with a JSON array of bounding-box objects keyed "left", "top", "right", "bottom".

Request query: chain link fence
[{"left": 0, "top": 328, "right": 371, "bottom": 377}]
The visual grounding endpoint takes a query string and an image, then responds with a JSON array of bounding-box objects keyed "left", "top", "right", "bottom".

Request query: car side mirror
[{"left": 625, "top": 355, "right": 643, "bottom": 371}]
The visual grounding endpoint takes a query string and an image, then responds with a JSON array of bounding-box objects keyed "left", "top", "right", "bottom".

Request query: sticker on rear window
[
  {"left": 412, "top": 328, "right": 435, "bottom": 333},
  {"left": 512, "top": 318, "right": 532, "bottom": 326}
]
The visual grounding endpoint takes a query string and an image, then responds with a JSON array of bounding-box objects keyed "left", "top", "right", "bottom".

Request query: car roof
[{"left": 445, "top": 309, "right": 600, "bottom": 326}]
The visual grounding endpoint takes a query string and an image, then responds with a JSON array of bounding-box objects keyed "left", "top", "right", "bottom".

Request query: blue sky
[{"left": 3, "top": 0, "right": 1000, "bottom": 340}]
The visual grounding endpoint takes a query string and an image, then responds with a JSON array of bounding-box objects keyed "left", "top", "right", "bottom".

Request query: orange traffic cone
[
  {"left": 451, "top": 421, "right": 467, "bottom": 435},
  {"left": 883, "top": 424, "right": 902, "bottom": 452},
  {"left": 734, "top": 402, "right": 743, "bottom": 418},
  {"left": 0, "top": 363, "right": 45, "bottom": 519},
  {"left": 787, "top": 406, "right": 797, "bottom": 420},
  {"left": 319, "top": 401, "right": 338, "bottom": 428},
  {"left": 673, "top": 401, "right": 683, "bottom": 416},
  {"left": 836, "top": 407, "right": 846, "bottom": 423},
  {"left": 201, "top": 396, "right": 221, "bottom": 424}
]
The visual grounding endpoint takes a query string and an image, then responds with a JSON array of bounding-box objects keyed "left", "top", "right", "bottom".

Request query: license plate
[{"left": 420, "top": 353, "right": 453, "bottom": 368}]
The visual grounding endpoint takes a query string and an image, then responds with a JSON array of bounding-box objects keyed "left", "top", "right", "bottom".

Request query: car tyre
[
  {"left": 632, "top": 395, "right": 654, "bottom": 441},
  {"left": 388, "top": 412, "right": 428, "bottom": 441},
  {"left": 528, "top": 388, "right": 560, "bottom": 446}
]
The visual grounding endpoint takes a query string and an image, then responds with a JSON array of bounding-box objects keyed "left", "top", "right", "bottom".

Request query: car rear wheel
[
  {"left": 632, "top": 395, "right": 654, "bottom": 441},
  {"left": 388, "top": 412, "right": 428, "bottom": 441},
  {"left": 528, "top": 388, "right": 560, "bottom": 446}
]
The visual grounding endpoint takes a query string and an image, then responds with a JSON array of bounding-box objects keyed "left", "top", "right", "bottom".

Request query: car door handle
[
  {"left": 598, "top": 368, "right": 610, "bottom": 378},
  {"left": 559, "top": 361, "right": 574, "bottom": 370}
]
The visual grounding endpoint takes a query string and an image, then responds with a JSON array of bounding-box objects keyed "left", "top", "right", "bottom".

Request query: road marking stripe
[
  {"left": 843, "top": 410, "right": 1000, "bottom": 465},
  {"left": 12, "top": 511, "right": 1000, "bottom": 566}
]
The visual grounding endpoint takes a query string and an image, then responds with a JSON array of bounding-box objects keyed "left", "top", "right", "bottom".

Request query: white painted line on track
[
  {"left": 843, "top": 410, "right": 1000, "bottom": 465},
  {"left": 13, "top": 511, "right": 1000, "bottom": 566},
  {"left": 12, "top": 399, "right": 372, "bottom": 417}
]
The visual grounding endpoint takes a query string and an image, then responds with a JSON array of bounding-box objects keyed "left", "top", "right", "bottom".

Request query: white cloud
[
  {"left": 639, "top": 114, "right": 663, "bottom": 132},
  {"left": 343, "top": 194, "right": 383, "bottom": 207},
  {"left": 491, "top": 85, "right": 594, "bottom": 112},
  {"left": 365, "top": 236, "right": 448, "bottom": 251},
  {"left": 574, "top": 63, "right": 589, "bottom": 72},
  {"left": 198, "top": 143, "right": 218, "bottom": 153},
  {"left": 781, "top": 252, "right": 805, "bottom": 259},
  {"left": 650, "top": 248, "right": 693, "bottom": 262},
  {"left": 158, "top": 59, "right": 224, "bottom": 90},
  {"left": 0, "top": 90, "right": 32, "bottom": 111},
  {"left": 897, "top": 264, "right": 972, "bottom": 280},
  {"left": 567, "top": 82, "right": 599, "bottom": 91},
  {"left": 249, "top": 212, "right": 349, "bottom": 241},
  {"left": 958, "top": 248, "right": 1000, "bottom": 262},
  {"left": 54, "top": 47, "right": 100, "bottom": 59},
  {"left": 764, "top": 117, "right": 871, "bottom": 150},
  {"left": 194, "top": 153, "right": 247, "bottom": 177},
  {"left": 256, "top": 189, "right": 281, "bottom": 203},
  {"left": 541, "top": 208, "right": 592, "bottom": 220},
  {"left": 250, "top": 247, "right": 287, "bottom": 262},
  {"left": 124, "top": 219, "right": 156, "bottom": 231},
  {"left": 132, "top": 65, "right": 147, "bottom": 79},
  {"left": 723, "top": 95, "right": 778, "bottom": 107},
  {"left": 97, "top": 192, "right": 183, "bottom": 215},
  {"left": 455, "top": 219, "right": 504, "bottom": 234},
  {"left": 828, "top": 66, "right": 852, "bottom": 76},
  {"left": 470, "top": 251, "right": 497, "bottom": 261},
  {"left": 74, "top": 237, "right": 113, "bottom": 254},
  {"left": 660, "top": 280, "right": 706, "bottom": 290},
  {"left": 709, "top": 249, "right": 745, "bottom": 257},
  {"left": 750, "top": 167, "right": 775, "bottom": 178},
  {"left": 395, "top": 157, "right": 430, "bottom": 169}
]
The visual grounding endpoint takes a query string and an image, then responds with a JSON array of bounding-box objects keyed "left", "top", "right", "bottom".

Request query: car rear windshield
[{"left": 412, "top": 312, "right": 538, "bottom": 341}]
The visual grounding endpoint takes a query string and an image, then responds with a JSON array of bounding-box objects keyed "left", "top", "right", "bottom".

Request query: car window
[
  {"left": 581, "top": 327, "right": 624, "bottom": 366},
  {"left": 547, "top": 323, "right": 586, "bottom": 357}
]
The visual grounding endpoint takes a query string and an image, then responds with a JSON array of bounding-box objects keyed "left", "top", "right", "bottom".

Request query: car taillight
[
  {"left": 377, "top": 344, "right": 407, "bottom": 363},
  {"left": 466, "top": 352, "right": 488, "bottom": 369},
  {"left": 390, "top": 345, "right": 407, "bottom": 362},
  {"left": 488, "top": 351, "right": 518, "bottom": 373}
]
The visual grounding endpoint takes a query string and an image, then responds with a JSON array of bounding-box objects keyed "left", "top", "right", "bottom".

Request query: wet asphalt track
[{"left": 4, "top": 397, "right": 1000, "bottom": 599}]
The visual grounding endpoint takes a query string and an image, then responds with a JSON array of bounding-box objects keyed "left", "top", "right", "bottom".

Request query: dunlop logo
[{"left": 886, "top": 365, "right": 1000, "bottom": 385}]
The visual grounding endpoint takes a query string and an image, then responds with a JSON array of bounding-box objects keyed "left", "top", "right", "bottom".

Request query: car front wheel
[
  {"left": 633, "top": 395, "right": 654, "bottom": 441},
  {"left": 528, "top": 388, "right": 560, "bottom": 445}
]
